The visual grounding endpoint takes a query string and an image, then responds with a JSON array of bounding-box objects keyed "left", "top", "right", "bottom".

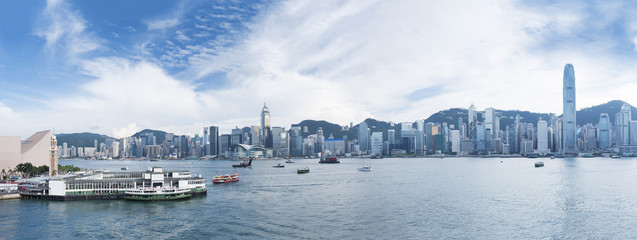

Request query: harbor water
[{"left": 2, "top": 157, "right": 637, "bottom": 239}]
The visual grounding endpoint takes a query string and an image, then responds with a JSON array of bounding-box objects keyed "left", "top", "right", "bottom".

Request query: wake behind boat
[{"left": 358, "top": 165, "right": 372, "bottom": 172}]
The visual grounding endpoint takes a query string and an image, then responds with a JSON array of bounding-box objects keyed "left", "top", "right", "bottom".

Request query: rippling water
[{"left": 2, "top": 157, "right": 637, "bottom": 239}]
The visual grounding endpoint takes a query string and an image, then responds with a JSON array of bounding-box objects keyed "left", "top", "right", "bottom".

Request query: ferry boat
[
  {"left": 297, "top": 166, "right": 310, "bottom": 174},
  {"left": 319, "top": 156, "right": 340, "bottom": 164},
  {"left": 20, "top": 167, "right": 207, "bottom": 201},
  {"left": 124, "top": 187, "right": 191, "bottom": 201},
  {"left": 534, "top": 161, "right": 544, "bottom": 167},
  {"left": 272, "top": 163, "right": 285, "bottom": 168},
  {"left": 212, "top": 174, "right": 239, "bottom": 184},
  {"left": 358, "top": 165, "right": 372, "bottom": 172}
]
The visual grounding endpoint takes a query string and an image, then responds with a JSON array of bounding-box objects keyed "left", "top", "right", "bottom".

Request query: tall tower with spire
[
  {"left": 261, "top": 103, "right": 272, "bottom": 148},
  {"left": 562, "top": 64, "right": 577, "bottom": 154}
]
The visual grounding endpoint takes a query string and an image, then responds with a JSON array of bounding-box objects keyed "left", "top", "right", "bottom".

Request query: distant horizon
[{"left": 47, "top": 99, "right": 634, "bottom": 140}]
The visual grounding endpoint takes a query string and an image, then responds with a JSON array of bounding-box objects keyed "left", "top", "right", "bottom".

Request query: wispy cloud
[
  {"left": 8, "top": 0, "right": 637, "bottom": 138},
  {"left": 34, "top": 0, "right": 103, "bottom": 57},
  {"left": 146, "top": 18, "right": 180, "bottom": 31},
  {"left": 179, "top": 0, "right": 637, "bottom": 127}
]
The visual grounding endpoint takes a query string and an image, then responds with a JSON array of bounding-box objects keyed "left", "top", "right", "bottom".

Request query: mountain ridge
[{"left": 56, "top": 100, "right": 635, "bottom": 146}]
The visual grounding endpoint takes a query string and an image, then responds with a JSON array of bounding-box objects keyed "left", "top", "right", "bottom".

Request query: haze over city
[{"left": 2, "top": 0, "right": 637, "bottom": 138}]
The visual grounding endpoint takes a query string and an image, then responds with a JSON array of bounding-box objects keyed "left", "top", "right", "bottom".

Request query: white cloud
[
  {"left": 34, "top": 0, "right": 102, "bottom": 57},
  {"left": 180, "top": 0, "right": 637, "bottom": 129},
  {"left": 0, "top": 102, "right": 16, "bottom": 118},
  {"left": 175, "top": 30, "right": 191, "bottom": 41},
  {"left": 9, "top": 0, "right": 637, "bottom": 139},
  {"left": 114, "top": 123, "right": 141, "bottom": 139},
  {"left": 147, "top": 18, "right": 180, "bottom": 31}
]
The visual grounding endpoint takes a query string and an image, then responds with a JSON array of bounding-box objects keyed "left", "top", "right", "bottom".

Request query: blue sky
[{"left": 2, "top": 0, "right": 637, "bottom": 138}]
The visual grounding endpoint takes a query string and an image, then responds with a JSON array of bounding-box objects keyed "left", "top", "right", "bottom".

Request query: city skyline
[{"left": 2, "top": 1, "right": 637, "bottom": 138}]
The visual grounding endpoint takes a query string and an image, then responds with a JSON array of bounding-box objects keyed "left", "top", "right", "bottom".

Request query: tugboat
[
  {"left": 124, "top": 187, "right": 192, "bottom": 201},
  {"left": 534, "top": 161, "right": 544, "bottom": 168},
  {"left": 232, "top": 158, "right": 254, "bottom": 168},
  {"left": 297, "top": 166, "right": 310, "bottom": 174},
  {"left": 212, "top": 174, "right": 239, "bottom": 184},
  {"left": 272, "top": 163, "right": 285, "bottom": 168},
  {"left": 319, "top": 156, "right": 340, "bottom": 164}
]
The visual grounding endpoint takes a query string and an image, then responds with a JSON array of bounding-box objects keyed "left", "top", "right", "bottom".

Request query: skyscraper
[
  {"left": 468, "top": 104, "right": 477, "bottom": 153},
  {"left": 562, "top": 64, "right": 577, "bottom": 154},
  {"left": 615, "top": 104, "right": 631, "bottom": 146},
  {"left": 203, "top": 127, "right": 209, "bottom": 155},
  {"left": 484, "top": 107, "right": 495, "bottom": 151},
  {"left": 426, "top": 122, "right": 436, "bottom": 153},
  {"left": 537, "top": 119, "right": 548, "bottom": 154},
  {"left": 598, "top": 113, "right": 610, "bottom": 149},
  {"left": 209, "top": 126, "right": 219, "bottom": 156},
  {"left": 358, "top": 121, "right": 369, "bottom": 152},
  {"left": 370, "top": 132, "right": 383, "bottom": 156},
  {"left": 261, "top": 103, "right": 272, "bottom": 148}
]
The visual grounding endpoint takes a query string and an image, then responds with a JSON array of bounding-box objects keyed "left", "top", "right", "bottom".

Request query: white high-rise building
[
  {"left": 450, "top": 130, "right": 460, "bottom": 153},
  {"left": 537, "top": 119, "right": 548, "bottom": 154},
  {"left": 111, "top": 142, "right": 120, "bottom": 158},
  {"left": 370, "top": 132, "right": 383, "bottom": 156},
  {"left": 616, "top": 103, "right": 631, "bottom": 146}
]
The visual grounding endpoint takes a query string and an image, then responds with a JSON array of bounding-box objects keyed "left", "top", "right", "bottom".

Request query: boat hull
[{"left": 124, "top": 193, "right": 191, "bottom": 201}]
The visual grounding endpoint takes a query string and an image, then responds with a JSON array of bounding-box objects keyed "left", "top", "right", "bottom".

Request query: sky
[{"left": 2, "top": 0, "right": 637, "bottom": 139}]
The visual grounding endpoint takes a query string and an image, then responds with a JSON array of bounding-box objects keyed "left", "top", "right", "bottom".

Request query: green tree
[{"left": 15, "top": 163, "right": 34, "bottom": 178}]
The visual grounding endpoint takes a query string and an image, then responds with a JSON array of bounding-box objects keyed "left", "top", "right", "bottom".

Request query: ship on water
[
  {"left": 20, "top": 167, "right": 206, "bottom": 201},
  {"left": 319, "top": 156, "right": 340, "bottom": 163}
]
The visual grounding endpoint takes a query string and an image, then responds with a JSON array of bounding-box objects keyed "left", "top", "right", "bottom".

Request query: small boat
[
  {"left": 297, "top": 166, "right": 310, "bottom": 174},
  {"left": 212, "top": 174, "right": 239, "bottom": 184},
  {"left": 534, "top": 161, "right": 544, "bottom": 167},
  {"left": 232, "top": 158, "right": 254, "bottom": 168},
  {"left": 285, "top": 159, "right": 294, "bottom": 163},
  {"left": 319, "top": 156, "right": 340, "bottom": 163},
  {"left": 124, "top": 187, "right": 191, "bottom": 201},
  {"left": 358, "top": 165, "right": 372, "bottom": 172},
  {"left": 149, "top": 159, "right": 159, "bottom": 162},
  {"left": 370, "top": 155, "right": 383, "bottom": 159},
  {"left": 273, "top": 163, "right": 285, "bottom": 168},
  {"left": 121, "top": 166, "right": 129, "bottom": 170},
  {"left": 611, "top": 155, "right": 621, "bottom": 159}
]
